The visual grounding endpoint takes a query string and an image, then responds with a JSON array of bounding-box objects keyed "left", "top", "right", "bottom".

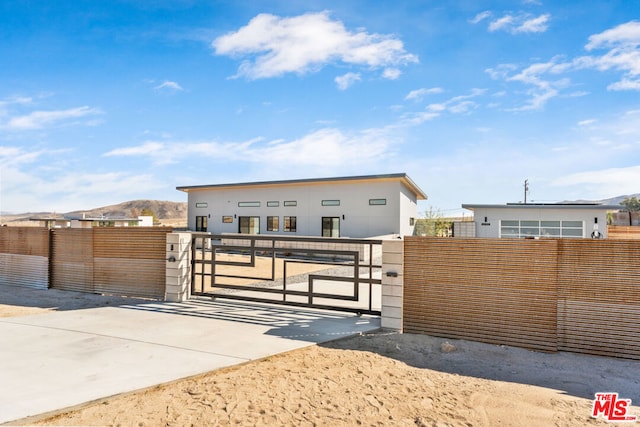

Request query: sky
[{"left": 1, "top": 1, "right": 639, "bottom": 216}]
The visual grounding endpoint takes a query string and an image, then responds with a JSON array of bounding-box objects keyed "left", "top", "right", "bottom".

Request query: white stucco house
[
  {"left": 461, "top": 203, "right": 622, "bottom": 239},
  {"left": 177, "top": 173, "right": 427, "bottom": 238}
]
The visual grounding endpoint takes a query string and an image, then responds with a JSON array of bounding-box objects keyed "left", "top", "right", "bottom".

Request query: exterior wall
[
  {"left": 471, "top": 207, "right": 608, "bottom": 238},
  {"left": 398, "top": 185, "right": 418, "bottom": 237},
  {"left": 403, "top": 237, "right": 640, "bottom": 360},
  {"left": 186, "top": 180, "right": 418, "bottom": 238}
]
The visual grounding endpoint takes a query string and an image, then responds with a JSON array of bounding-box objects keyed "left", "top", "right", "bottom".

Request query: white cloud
[
  {"left": 154, "top": 81, "right": 184, "bottom": 92},
  {"left": 553, "top": 165, "right": 640, "bottom": 197},
  {"left": 608, "top": 78, "right": 640, "bottom": 91},
  {"left": 488, "top": 13, "right": 550, "bottom": 34},
  {"left": 105, "top": 142, "right": 164, "bottom": 157},
  {"left": 401, "top": 89, "right": 485, "bottom": 124},
  {"left": 405, "top": 87, "right": 443, "bottom": 101},
  {"left": 212, "top": 11, "right": 418, "bottom": 81},
  {"left": 516, "top": 14, "right": 550, "bottom": 33},
  {"left": 1, "top": 106, "right": 102, "bottom": 130},
  {"left": 579, "top": 21, "right": 640, "bottom": 91},
  {"left": 585, "top": 20, "right": 640, "bottom": 51},
  {"left": 469, "top": 11, "right": 492, "bottom": 25},
  {"left": 103, "top": 127, "right": 399, "bottom": 169},
  {"left": 382, "top": 68, "right": 401, "bottom": 80},
  {"left": 335, "top": 72, "right": 361, "bottom": 90},
  {"left": 489, "top": 15, "right": 515, "bottom": 32},
  {"left": 578, "top": 119, "right": 596, "bottom": 126}
]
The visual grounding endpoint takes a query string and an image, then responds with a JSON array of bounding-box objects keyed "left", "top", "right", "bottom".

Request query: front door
[
  {"left": 238, "top": 216, "right": 260, "bottom": 234},
  {"left": 322, "top": 217, "right": 340, "bottom": 237}
]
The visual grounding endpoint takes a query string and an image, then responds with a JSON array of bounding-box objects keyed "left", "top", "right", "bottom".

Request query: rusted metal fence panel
[
  {"left": 0, "top": 227, "right": 50, "bottom": 289},
  {"left": 557, "top": 240, "right": 640, "bottom": 359},
  {"left": 404, "top": 237, "right": 558, "bottom": 352},
  {"left": 608, "top": 226, "right": 640, "bottom": 239},
  {"left": 50, "top": 227, "right": 171, "bottom": 299},
  {"left": 51, "top": 229, "right": 94, "bottom": 293},
  {"left": 404, "top": 237, "right": 640, "bottom": 360},
  {"left": 93, "top": 228, "right": 171, "bottom": 299}
]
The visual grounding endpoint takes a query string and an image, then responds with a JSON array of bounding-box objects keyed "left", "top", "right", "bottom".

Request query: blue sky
[{"left": 1, "top": 1, "right": 639, "bottom": 215}]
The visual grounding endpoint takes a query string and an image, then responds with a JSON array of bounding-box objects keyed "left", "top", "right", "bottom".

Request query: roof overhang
[
  {"left": 462, "top": 203, "right": 622, "bottom": 211},
  {"left": 177, "top": 173, "right": 428, "bottom": 200}
]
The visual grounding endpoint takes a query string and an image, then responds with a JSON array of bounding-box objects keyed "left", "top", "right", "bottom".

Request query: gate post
[
  {"left": 165, "top": 232, "right": 192, "bottom": 302},
  {"left": 381, "top": 239, "right": 404, "bottom": 331}
]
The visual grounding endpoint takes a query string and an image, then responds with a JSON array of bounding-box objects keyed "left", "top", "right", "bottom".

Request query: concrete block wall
[
  {"left": 381, "top": 240, "right": 404, "bottom": 330},
  {"left": 165, "top": 233, "right": 192, "bottom": 302}
]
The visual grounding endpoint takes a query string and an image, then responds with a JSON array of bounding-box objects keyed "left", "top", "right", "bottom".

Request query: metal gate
[{"left": 191, "top": 234, "right": 382, "bottom": 315}]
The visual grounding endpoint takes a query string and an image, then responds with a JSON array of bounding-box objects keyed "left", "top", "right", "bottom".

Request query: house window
[
  {"left": 195, "top": 216, "right": 208, "bottom": 232},
  {"left": 500, "top": 220, "right": 584, "bottom": 238},
  {"left": 284, "top": 216, "right": 297, "bottom": 232},
  {"left": 222, "top": 216, "right": 233, "bottom": 223},
  {"left": 322, "top": 200, "right": 340, "bottom": 206},
  {"left": 267, "top": 216, "right": 279, "bottom": 231},
  {"left": 267, "top": 201, "right": 279, "bottom": 207},
  {"left": 322, "top": 217, "right": 340, "bottom": 237},
  {"left": 195, "top": 202, "right": 208, "bottom": 208},
  {"left": 284, "top": 201, "right": 297, "bottom": 207},
  {"left": 238, "top": 216, "right": 260, "bottom": 234},
  {"left": 369, "top": 198, "right": 387, "bottom": 205},
  {"left": 238, "top": 201, "right": 260, "bottom": 207}
]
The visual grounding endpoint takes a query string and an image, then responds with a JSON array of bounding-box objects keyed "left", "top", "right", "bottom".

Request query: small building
[
  {"left": 461, "top": 203, "right": 622, "bottom": 239},
  {"left": 177, "top": 173, "right": 427, "bottom": 238},
  {"left": 31, "top": 215, "right": 154, "bottom": 229}
]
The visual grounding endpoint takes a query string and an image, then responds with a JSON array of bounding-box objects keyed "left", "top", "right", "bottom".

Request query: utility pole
[{"left": 524, "top": 179, "right": 529, "bottom": 204}]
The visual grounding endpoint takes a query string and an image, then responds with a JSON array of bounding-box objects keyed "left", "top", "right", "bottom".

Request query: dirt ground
[{"left": 2, "top": 286, "right": 640, "bottom": 426}]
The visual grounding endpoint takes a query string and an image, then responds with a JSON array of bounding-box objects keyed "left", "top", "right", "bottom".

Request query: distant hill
[
  {"left": 565, "top": 194, "right": 639, "bottom": 206},
  {"left": 66, "top": 200, "right": 187, "bottom": 220},
  {"left": 2, "top": 200, "right": 187, "bottom": 227}
]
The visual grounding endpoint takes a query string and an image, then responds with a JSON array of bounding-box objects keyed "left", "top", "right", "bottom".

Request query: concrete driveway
[{"left": 0, "top": 297, "right": 380, "bottom": 424}]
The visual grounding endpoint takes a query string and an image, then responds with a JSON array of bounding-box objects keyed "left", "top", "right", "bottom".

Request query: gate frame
[{"left": 190, "top": 233, "right": 383, "bottom": 315}]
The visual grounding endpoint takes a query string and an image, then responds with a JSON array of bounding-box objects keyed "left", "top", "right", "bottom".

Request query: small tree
[
  {"left": 140, "top": 208, "right": 159, "bottom": 225},
  {"left": 620, "top": 197, "right": 640, "bottom": 225},
  {"left": 415, "top": 206, "right": 452, "bottom": 237}
]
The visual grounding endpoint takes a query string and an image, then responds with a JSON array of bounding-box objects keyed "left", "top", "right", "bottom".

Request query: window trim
[
  {"left": 369, "top": 198, "right": 387, "bottom": 206},
  {"left": 195, "top": 215, "right": 208, "bottom": 232},
  {"left": 267, "top": 216, "right": 279, "bottom": 232},
  {"left": 284, "top": 216, "right": 297, "bottom": 232},
  {"left": 238, "top": 216, "right": 260, "bottom": 234},
  {"left": 499, "top": 219, "right": 584, "bottom": 239},
  {"left": 322, "top": 216, "right": 340, "bottom": 237},
  {"left": 238, "top": 201, "right": 260, "bottom": 207}
]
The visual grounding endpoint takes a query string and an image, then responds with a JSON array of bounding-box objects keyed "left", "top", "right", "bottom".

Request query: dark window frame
[
  {"left": 195, "top": 215, "right": 208, "bottom": 232},
  {"left": 322, "top": 216, "right": 340, "bottom": 237},
  {"left": 267, "top": 216, "right": 279, "bottom": 231},
  {"left": 238, "top": 216, "right": 260, "bottom": 234},
  {"left": 284, "top": 216, "right": 297, "bottom": 232}
]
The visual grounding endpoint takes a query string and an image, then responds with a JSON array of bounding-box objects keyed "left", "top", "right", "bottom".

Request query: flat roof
[
  {"left": 462, "top": 203, "right": 622, "bottom": 210},
  {"left": 177, "top": 173, "right": 428, "bottom": 200}
]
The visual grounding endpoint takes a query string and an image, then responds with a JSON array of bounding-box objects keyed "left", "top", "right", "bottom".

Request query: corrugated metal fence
[
  {"left": 0, "top": 227, "right": 50, "bottom": 289},
  {"left": 1, "top": 227, "right": 171, "bottom": 299},
  {"left": 404, "top": 237, "right": 640, "bottom": 360}
]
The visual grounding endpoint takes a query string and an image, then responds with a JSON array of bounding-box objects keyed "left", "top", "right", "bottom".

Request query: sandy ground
[{"left": 2, "top": 286, "right": 640, "bottom": 426}]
